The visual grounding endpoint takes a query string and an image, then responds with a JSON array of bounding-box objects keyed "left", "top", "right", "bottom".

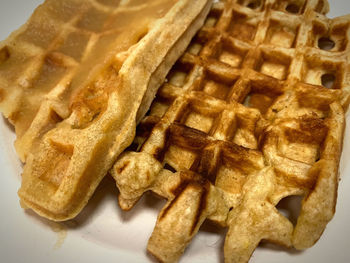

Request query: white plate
[{"left": 0, "top": 1, "right": 349, "bottom": 263}]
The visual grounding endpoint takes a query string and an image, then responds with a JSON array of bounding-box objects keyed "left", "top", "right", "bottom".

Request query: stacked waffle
[{"left": 0, "top": 0, "right": 349, "bottom": 262}]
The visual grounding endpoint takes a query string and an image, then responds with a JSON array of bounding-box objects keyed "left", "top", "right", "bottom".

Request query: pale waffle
[
  {"left": 112, "top": 0, "right": 350, "bottom": 262},
  {"left": 0, "top": 0, "right": 213, "bottom": 220}
]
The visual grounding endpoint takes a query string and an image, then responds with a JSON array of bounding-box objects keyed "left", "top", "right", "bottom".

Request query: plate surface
[{"left": 0, "top": 1, "right": 349, "bottom": 263}]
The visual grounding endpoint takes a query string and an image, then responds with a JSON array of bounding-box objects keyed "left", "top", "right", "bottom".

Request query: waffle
[
  {"left": 0, "top": 0, "right": 213, "bottom": 220},
  {"left": 112, "top": 0, "right": 350, "bottom": 262}
]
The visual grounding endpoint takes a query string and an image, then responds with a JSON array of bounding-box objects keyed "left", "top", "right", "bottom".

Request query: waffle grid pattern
[{"left": 113, "top": 0, "right": 350, "bottom": 262}]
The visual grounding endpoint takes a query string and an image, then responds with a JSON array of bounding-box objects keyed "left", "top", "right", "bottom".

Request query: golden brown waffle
[
  {"left": 112, "top": 0, "right": 350, "bottom": 262},
  {"left": 0, "top": 0, "right": 213, "bottom": 220}
]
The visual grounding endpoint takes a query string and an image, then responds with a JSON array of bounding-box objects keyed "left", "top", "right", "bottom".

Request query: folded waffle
[
  {"left": 0, "top": 0, "right": 213, "bottom": 220},
  {"left": 112, "top": 0, "right": 350, "bottom": 262}
]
